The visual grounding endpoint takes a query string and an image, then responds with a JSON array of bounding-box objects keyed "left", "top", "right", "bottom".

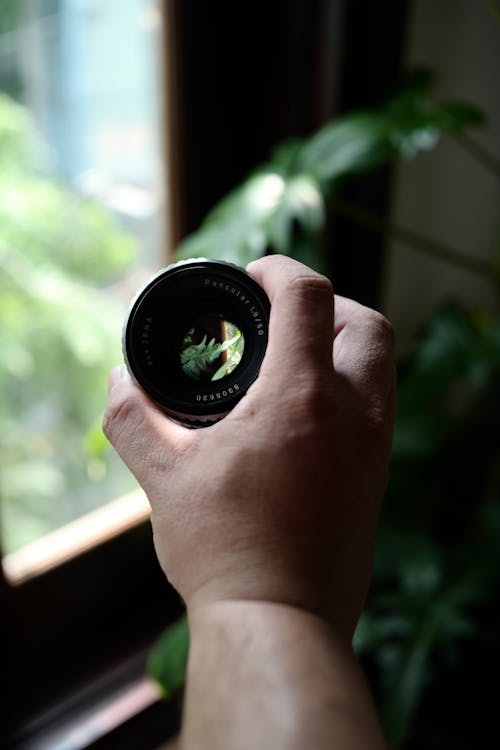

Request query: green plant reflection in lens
[{"left": 180, "top": 316, "right": 244, "bottom": 382}]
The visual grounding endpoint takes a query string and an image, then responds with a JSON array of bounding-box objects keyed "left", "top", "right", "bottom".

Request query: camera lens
[{"left": 123, "top": 259, "right": 270, "bottom": 426}]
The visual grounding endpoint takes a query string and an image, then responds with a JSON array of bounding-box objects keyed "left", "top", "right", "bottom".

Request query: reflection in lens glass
[{"left": 180, "top": 316, "right": 244, "bottom": 382}]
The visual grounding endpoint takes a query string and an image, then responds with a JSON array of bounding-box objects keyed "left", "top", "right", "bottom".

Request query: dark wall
[
  {"left": 174, "top": 0, "right": 331, "bottom": 231},
  {"left": 333, "top": 0, "right": 410, "bottom": 308},
  {"left": 172, "top": 0, "right": 409, "bottom": 306}
]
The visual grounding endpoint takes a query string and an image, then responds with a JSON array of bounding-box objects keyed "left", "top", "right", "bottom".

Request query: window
[{"left": 1, "top": 0, "right": 166, "bottom": 562}]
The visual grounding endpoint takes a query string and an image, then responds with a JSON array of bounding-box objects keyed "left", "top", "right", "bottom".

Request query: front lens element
[{"left": 123, "top": 259, "right": 270, "bottom": 426}]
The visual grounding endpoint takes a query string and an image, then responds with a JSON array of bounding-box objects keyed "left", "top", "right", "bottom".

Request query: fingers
[
  {"left": 246, "top": 256, "right": 395, "bottom": 424},
  {"left": 247, "top": 255, "right": 335, "bottom": 378},
  {"left": 332, "top": 295, "right": 396, "bottom": 410},
  {"left": 103, "top": 366, "right": 194, "bottom": 490}
]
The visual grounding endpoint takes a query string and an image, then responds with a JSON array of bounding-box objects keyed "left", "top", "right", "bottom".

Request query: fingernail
[{"left": 108, "top": 364, "right": 127, "bottom": 393}]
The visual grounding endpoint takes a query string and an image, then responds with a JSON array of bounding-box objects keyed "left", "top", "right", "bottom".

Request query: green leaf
[
  {"left": 380, "top": 571, "right": 489, "bottom": 746},
  {"left": 266, "top": 174, "right": 324, "bottom": 253},
  {"left": 180, "top": 333, "right": 240, "bottom": 380},
  {"left": 211, "top": 330, "right": 243, "bottom": 380},
  {"left": 429, "top": 102, "right": 485, "bottom": 131},
  {"left": 211, "top": 360, "right": 231, "bottom": 381},
  {"left": 296, "top": 111, "right": 395, "bottom": 185},
  {"left": 176, "top": 169, "right": 325, "bottom": 265},
  {"left": 176, "top": 170, "right": 285, "bottom": 265},
  {"left": 295, "top": 69, "right": 484, "bottom": 187},
  {"left": 269, "top": 138, "right": 305, "bottom": 172},
  {"left": 147, "top": 615, "right": 189, "bottom": 697},
  {"left": 390, "top": 305, "right": 500, "bottom": 463},
  {"left": 390, "top": 67, "right": 436, "bottom": 99},
  {"left": 84, "top": 420, "right": 110, "bottom": 460},
  {"left": 384, "top": 68, "right": 484, "bottom": 145},
  {"left": 380, "top": 609, "right": 436, "bottom": 747}
]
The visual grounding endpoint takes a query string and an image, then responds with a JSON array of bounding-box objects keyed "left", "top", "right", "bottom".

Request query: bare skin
[{"left": 103, "top": 254, "right": 396, "bottom": 749}]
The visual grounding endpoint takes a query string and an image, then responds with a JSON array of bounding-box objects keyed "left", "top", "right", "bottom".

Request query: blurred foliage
[
  {"left": 176, "top": 69, "right": 484, "bottom": 275},
  {"left": 355, "top": 305, "right": 500, "bottom": 745},
  {"left": 0, "top": 94, "right": 138, "bottom": 552},
  {"left": 150, "top": 69, "right": 500, "bottom": 746},
  {"left": 0, "top": 0, "right": 23, "bottom": 36},
  {"left": 148, "top": 615, "right": 190, "bottom": 699}
]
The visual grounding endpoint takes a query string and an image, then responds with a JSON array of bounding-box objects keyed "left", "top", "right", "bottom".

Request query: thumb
[{"left": 103, "top": 366, "right": 194, "bottom": 492}]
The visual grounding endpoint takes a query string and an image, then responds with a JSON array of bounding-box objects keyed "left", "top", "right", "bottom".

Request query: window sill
[
  {"left": 6, "top": 646, "right": 182, "bottom": 750},
  {"left": 4, "top": 488, "right": 184, "bottom": 734},
  {"left": 3, "top": 489, "right": 151, "bottom": 585}
]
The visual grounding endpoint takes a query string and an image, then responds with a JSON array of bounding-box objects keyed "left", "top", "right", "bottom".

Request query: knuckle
[
  {"left": 287, "top": 272, "right": 333, "bottom": 300},
  {"left": 357, "top": 311, "right": 396, "bottom": 384},
  {"left": 102, "top": 388, "right": 142, "bottom": 445},
  {"left": 368, "top": 310, "right": 395, "bottom": 349},
  {"left": 292, "top": 378, "right": 335, "bottom": 428}
]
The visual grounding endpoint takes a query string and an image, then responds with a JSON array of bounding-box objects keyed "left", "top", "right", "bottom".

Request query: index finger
[{"left": 247, "top": 255, "right": 335, "bottom": 377}]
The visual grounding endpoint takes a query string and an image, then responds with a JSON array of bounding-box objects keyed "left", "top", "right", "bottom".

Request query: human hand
[{"left": 103, "top": 255, "right": 396, "bottom": 640}]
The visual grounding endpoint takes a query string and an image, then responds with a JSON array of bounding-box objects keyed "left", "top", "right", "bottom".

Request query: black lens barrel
[{"left": 123, "top": 259, "right": 270, "bottom": 426}]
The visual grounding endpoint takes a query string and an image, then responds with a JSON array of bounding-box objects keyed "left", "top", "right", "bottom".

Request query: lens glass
[
  {"left": 124, "top": 259, "right": 270, "bottom": 421},
  {"left": 180, "top": 315, "right": 245, "bottom": 382}
]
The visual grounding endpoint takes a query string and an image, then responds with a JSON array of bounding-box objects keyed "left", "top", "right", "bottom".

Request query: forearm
[{"left": 180, "top": 600, "right": 389, "bottom": 750}]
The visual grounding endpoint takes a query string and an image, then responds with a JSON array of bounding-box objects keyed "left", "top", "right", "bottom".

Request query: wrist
[
  {"left": 182, "top": 599, "right": 388, "bottom": 750},
  {"left": 186, "top": 598, "right": 356, "bottom": 659},
  {"left": 187, "top": 598, "right": 339, "bottom": 639},
  {"left": 183, "top": 556, "right": 360, "bottom": 641}
]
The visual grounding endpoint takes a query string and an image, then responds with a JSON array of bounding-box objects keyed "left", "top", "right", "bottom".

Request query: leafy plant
[
  {"left": 148, "top": 616, "right": 190, "bottom": 699},
  {"left": 180, "top": 329, "right": 243, "bottom": 381},
  {"left": 148, "top": 67, "right": 500, "bottom": 747},
  {"left": 176, "top": 69, "right": 484, "bottom": 276},
  {"left": 356, "top": 302, "right": 500, "bottom": 746}
]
